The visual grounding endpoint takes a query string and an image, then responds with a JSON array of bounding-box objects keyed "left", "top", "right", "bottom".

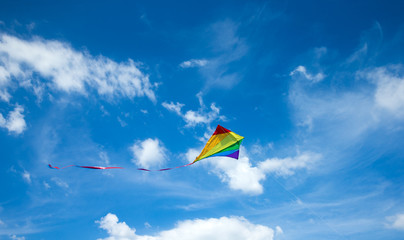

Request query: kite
[{"left": 49, "top": 125, "right": 244, "bottom": 171}]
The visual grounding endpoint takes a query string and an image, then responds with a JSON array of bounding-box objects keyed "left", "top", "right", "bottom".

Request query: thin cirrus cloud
[
  {"left": 179, "top": 20, "right": 248, "bottom": 91},
  {"left": 96, "top": 213, "right": 275, "bottom": 240},
  {"left": 289, "top": 64, "right": 404, "bottom": 141},
  {"left": 0, "top": 34, "right": 157, "bottom": 102}
]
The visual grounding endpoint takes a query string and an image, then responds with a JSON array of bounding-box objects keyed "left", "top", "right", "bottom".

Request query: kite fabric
[{"left": 48, "top": 125, "right": 244, "bottom": 171}]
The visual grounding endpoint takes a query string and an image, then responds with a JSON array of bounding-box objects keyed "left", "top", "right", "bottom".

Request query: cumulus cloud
[
  {"left": 0, "top": 105, "right": 27, "bottom": 134},
  {"left": 97, "top": 213, "right": 137, "bottom": 240},
  {"left": 386, "top": 213, "right": 404, "bottom": 230},
  {"left": 97, "top": 213, "right": 275, "bottom": 240},
  {"left": 186, "top": 147, "right": 318, "bottom": 195},
  {"left": 179, "top": 59, "right": 208, "bottom": 68},
  {"left": 0, "top": 34, "right": 156, "bottom": 102},
  {"left": 205, "top": 153, "right": 266, "bottom": 195},
  {"left": 130, "top": 138, "right": 167, "bottom": 169},
  {"left": 290, "top": 65, "right": 325, "bottom": 83},
  {"left": 362, "top": 65, "right": 404, "bottom": 117}
]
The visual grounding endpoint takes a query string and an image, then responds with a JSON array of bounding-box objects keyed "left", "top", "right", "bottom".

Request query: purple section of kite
[{"left": 226, "top": 150, "right": 240, "bottom": 159}]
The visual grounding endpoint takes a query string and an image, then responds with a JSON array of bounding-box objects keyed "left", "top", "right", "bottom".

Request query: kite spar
[{"left": 49, "top": 125, "right": 244, "bottom": 171}]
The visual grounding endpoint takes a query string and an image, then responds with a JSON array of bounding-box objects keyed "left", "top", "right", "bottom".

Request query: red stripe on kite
[{"left": 212, "top": 125, "right": 231, "bottom": 135}]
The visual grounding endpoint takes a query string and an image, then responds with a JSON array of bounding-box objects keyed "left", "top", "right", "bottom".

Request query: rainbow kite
[
  {"left": 49, "top": 125, "right": 244, "bottom": 171},
  {"left": 193, "top": 125, "right": 244, "bottom": 163}
]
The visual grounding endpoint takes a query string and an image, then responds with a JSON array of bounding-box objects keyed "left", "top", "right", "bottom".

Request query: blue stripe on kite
[{"left": 209, "top": 149, "right": 238, "bottom": 158}]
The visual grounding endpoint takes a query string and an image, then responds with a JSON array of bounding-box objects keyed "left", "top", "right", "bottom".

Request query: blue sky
[{"left": 0, "top": 0, "right": 404, "bottom": 239}]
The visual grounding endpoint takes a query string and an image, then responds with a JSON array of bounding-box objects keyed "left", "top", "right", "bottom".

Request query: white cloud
[
  {"left": 161, "top": 102, "right": 184, "bottom": 116},
  {"left": 259, "top": 152, "right": 321, "bottom": 177},
  {"left": 0, "top": 105, "right": 27, "bottom": 134},
  {"left": 97, "top": 213, "right": 274, "bottom": 240},
  {"left": 0, "top": 90, "right": 11, "bottom": 102},
  {"left": 179, "top": 59, "right": 208, "bottom": 68},
  {"left": 186, "top": 147, "right": 317, "bottom": 195},
  {"left": 0, "top": 34, "right": 156, "bottom": 102},
  {"left": 386, "top": 213, "right": 404, "bottom": 230},
  {"left": 97, "top": 213, "right": 137, "bottom": 240},
  {"left": 183, "top": 104, "right": 220, "bottom": 126},
  {"left": 205, "top": 153, "right": 266, "bottom": 195},
  {"left": 162, "top": 95, "right": 224, "bottom": 127},
  {"left": 363, "top": 65, "right": 404, "bottom": 117},
  {"left": 9, "top": 235, "right": 25, "bottom": 240},
  {"left": 21, "top": 170, "right": 31, "bottom": 184},
  {"left": 290, "top": 65, "right": 325, "bottom": 83},
  {"left": 130, "top": 138, "right": 167, "bottom": 169}
]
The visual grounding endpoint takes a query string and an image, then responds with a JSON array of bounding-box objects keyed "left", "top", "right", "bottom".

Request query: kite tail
[
  {"left": 136, "top": 162, "right": 195, "bottom": 171},
  {"left": 48, "top": 164, "right": 123, "bottom": 170},
  {"left": 48, "top": 162, "right": 194, "bottom": 171}
]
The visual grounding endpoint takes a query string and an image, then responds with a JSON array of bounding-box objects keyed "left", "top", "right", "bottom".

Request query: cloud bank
[{"left": 97, "top": 213, "right": 275, "bottom": 240}]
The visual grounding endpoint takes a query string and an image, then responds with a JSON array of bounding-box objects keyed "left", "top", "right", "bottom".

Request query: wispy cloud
[
  {"left": 51, "top": 177, "right": 69, "bottom": 189},
  {"left": 181, "top": 20, "right": 248, "bottom": 92},
  {"left": 0, "top": 34, "right": 157, "bottom": 102},
  {"left": 179, "top": 59, "right": 208, "bottom": 68},
  {"left": 97, "top": 213, "right": 275, "bottom": 240},
  {"left": 290, "top": 65, "right": 325, "bottom": 83},
  {"left": 21, "top": 170, "right": 31, "bottom": 184},
  {"left": 162, "top": 94, "right": 225, "bottom": 127},
  {"left": 10, "top": 235, "right": 25, "bottom": 240}
]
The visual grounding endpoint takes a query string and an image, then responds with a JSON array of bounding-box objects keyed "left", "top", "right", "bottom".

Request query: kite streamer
[
  {"left": 48, "top": 125, "right": 244, "bottom": 171},
  {"left": 48, "top": 164, "right": 123, "bottom": 170}
]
